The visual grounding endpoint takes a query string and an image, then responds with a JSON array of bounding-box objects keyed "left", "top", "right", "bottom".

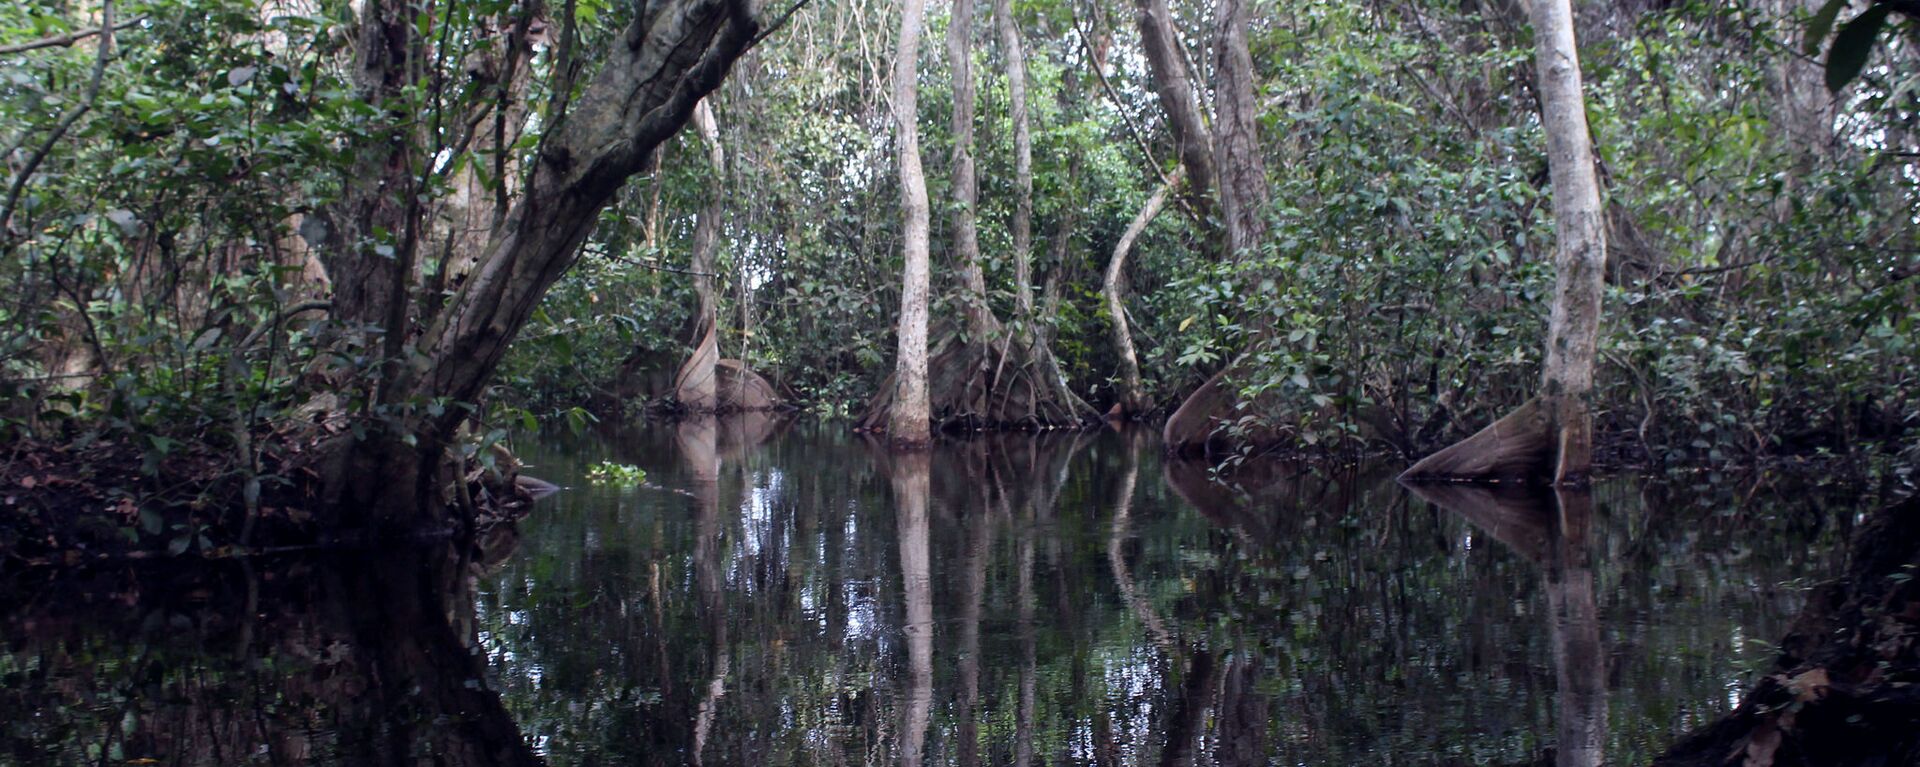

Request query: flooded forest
[{"left": 1, "top": 0, "right": 1917, "bottom": 763}]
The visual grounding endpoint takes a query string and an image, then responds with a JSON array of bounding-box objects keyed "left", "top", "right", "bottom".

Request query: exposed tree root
[
  {"left": 1161, "top": 356, "right": 1288, "bottom": 457},
  {"left": 858, "top": 324, "right": 1097, "bottom": 434},
  {"left": 1397, "top": 396, "right": 1555, "bottom": 482}
]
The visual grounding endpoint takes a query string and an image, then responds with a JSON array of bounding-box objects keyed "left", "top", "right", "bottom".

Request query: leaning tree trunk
[
  {"left": 1132, "top": 0, "right": 1217, "bottom": 237},
  {"left": 1400, "top": 0, "right": 1607, "bottom": 485},
  {"left": 320, "top": 0, "right": 761, "bottom": 522},
  {"left": 673, "top": 98, "right": 727, "bottom": 411},
  {"left": 882, "top": 0, "right": 934, "bottom": 448},
  {"left": 1104, "top": 169, "right": 1180, "bottom": 418}
]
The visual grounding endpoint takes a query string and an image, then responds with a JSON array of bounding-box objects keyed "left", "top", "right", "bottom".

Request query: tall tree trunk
[
  {"left": 885, "top": 0, "right": 934, "bottom": 447},
  {"left": 674, "top": 99, "right": 727, "bottom": 411},
  {"left": 322, "top": 0, "right": 761, "bottom": 520},
  {"left": 1104, "top": 169, "right": 1179, "bottom": 418},
  {"left": 1209, "top": 0, "right": 1267, "bottom": 258},
  {"left": 1401, "top": 0, "right": 1607, "bottom": 485},
  {"left": 995, "top": 0, "right": 1035, "bottom": 317},
  {"left": 1133, "top": 0, "right": 1218, "bottom": 237},
  {"left": 1531, "top": 0, "right": 1608, "bottom": 484},
  {"left": 1160, "top": 0, "right": 1273, "bottom": 453},
  {"left": 947, "top": 0, "right": 994, "bottom": 341}
]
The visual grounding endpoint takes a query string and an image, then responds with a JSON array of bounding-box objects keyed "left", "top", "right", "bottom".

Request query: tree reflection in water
[
  {"left": 0, "top": 541, "right": 537, "bottom": 764},
  {"left": 2, "top": 425, "right": 1854, "bottom": 764},
  {"left": 1406, "top": 484, "right": 1609, "bottom": 767}
]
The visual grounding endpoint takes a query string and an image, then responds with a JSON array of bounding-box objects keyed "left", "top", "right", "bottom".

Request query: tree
[
  {"left": 882, "top": 0, "right": 935, "bottom": 447},
  {"left": 673, "top": 99, "right": 728, "bottom": 412},
  {"left": 860, "top": 0, "right": 1095, "bottom": 436},
  {"left": 1132, "top": 0, "right": 1218, "bottom": 236},
  {"left": 1155, "top": 0, "right": 1277, "bottom": 454},
  {"left": 1103, "top": 169, "right": 1180, "bottom": 418},
  {"left": 320, "top": 0, "right": 764, "bottom": 519},
  {"left": 1400, "top": 0, "right": 1609, "bottom": 484}
]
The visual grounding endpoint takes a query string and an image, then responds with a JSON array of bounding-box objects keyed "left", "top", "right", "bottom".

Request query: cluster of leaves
[
  {"left": 1160, "top": 0, "right": 1918, "bottom": 465},
  {"left": 584, "top": 460, "right": 645, "bottom": 486}
]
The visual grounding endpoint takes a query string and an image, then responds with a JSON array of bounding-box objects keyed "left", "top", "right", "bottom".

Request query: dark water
[{"left": 0, "top": 419, "right": 1860, "bottom": 765}]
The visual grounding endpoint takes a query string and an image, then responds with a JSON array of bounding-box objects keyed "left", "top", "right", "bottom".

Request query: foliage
[
  {"left": 0, "top": 0, "right": 1912, "bottom": 473},
  {"left": 584, "top": 460, "right": 646, "bottom": 486}
]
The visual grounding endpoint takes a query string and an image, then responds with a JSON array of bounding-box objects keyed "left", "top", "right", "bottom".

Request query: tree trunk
[
  {"left": 324, "top": 0, "right": 422, "bottom": 379},
  {"left": 674, "top": 99, "right": 727, "bottom": 411},
  {"left": 884, "top": 0, "right": 934, "bottom": 447},
  {"left": 1400, "top": 0, "right": 1606, "bottom": 485},
  {"left": 995, "top": 0, "right": 1036, "bottom": 317},
  {"left": 1209, "top": 0, "right": 1268, "bottom": 259},
  {"left": 949, "top": 0, "right": 992, "bottom": 340},
  {"left": 322, "top": 0, "right": 760, "bottom": 521},
  {"left": 1133, "top": 0, "right": 1218, "bottom": 236},
  {"left": 1159, "top": 0, "right": 1272, "bottom": 453},
  {"left": 1104, "top": 169, "right": 1179, "bottom": 418}
]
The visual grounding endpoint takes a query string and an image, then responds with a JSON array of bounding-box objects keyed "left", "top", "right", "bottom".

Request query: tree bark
[
  {"left": 1133, "top": 0, "right": 1218, "bottom": 236},
  {"left": 948, "top": 0, "right": 994, "bottom": 340},
  {"left": 326, "top": 0, "right": 422, "bottom": 371},
  {"left": 1209, "top": 0, "right": 1268, "bottom": 259},
  {"left": 1104, "top": 169, "right": 1179, "bottom": 418},
  {"left": 995, "top": 0, "right": 1036, "bottom": 317},
  {"left": 884, "top": 0, "right": 934, "bottom": 447},
  {"left": 1531, "top": 0, "right": 1608, "bottom": 485},
  {"left": 674, "top": 98, "right": 727, "bottom": 411},
  {"left": 1400, "top": 0, "right": 1606, "bottom": 485}
]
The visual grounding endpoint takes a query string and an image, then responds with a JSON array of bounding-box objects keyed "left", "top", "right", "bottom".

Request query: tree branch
[
  {"left": 1, "top": 1, "right": 117, "bottom": 240},
  {"left": 0, "top": 16, "right": 141, "bottom": 55}
]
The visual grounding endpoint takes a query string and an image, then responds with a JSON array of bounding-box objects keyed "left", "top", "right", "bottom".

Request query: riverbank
[{"left": 0, "top": 433, "right": 538, "bottom": 567}]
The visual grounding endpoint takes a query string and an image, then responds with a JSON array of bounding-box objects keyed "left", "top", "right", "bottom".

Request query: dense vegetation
[{"left": 1, "top": 0, "right": 1915, "bottom": 529}]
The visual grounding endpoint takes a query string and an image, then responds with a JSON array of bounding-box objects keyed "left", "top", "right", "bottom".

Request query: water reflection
[
  {"left": 2, "top": 424, "right": 1850, "bottom": 764},
  {"left": 1407, "top": 485, "right": 1608, "bottom": 767},
  {"left": 0, "top": 544, "right": 536, "bottom": 764}
]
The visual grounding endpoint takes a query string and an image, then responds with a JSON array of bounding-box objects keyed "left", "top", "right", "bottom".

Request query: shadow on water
[{"left": 1, "top": 423, "right": 1865, "bottom": 764}]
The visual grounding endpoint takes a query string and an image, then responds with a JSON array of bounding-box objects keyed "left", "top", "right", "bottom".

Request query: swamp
[{"left": 2, "top": 0, "right": 1918, "bottom": 762}]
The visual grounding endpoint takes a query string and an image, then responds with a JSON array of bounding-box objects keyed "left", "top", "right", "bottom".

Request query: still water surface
[{"left": 1, "top": 419, "right": 1856, "bottom": 765}]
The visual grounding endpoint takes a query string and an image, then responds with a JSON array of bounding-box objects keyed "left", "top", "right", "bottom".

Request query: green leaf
[
  {"left": 1803, "top": 0, "right": 1848, "bottom": 55},
  {"left": 1825, "top": 4, "right": 1892, "bottom": 92},
  {"left": 139, "top": 507, "right": 164, "bottom": 536}
]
